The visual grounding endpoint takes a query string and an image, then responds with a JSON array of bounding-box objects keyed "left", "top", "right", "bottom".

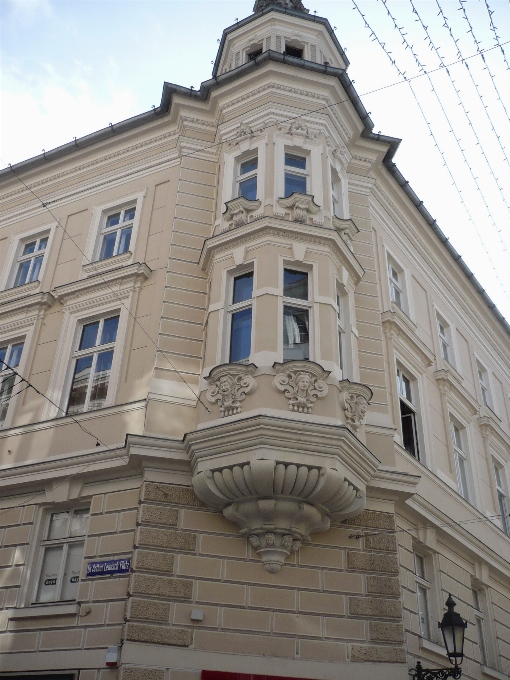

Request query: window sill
[
  {"left": 0, "top": 279, "right": 40, "bottom": 304},
  {"left": 8, "top": 603, "right": 79, "bottom": 619},
  {"left": 81, "top": 250, "right": 133, "bottom": 277},
  {"left": 419, "top": 636, "right": 448, "bottom": 657},
  {"left": 481, "top": 665, "right": 507, "bottom": 680}
]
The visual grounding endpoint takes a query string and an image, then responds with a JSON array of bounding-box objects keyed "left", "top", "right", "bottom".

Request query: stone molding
[
  {"left": 81, "top": 250, "right": 133, "bottom": 277},
  {"left": 192, "top": 458, "right": 364, "bottom": 573},
  {"left": 277, "top": 192, "right": 321, "bottom": 224},
  {"left": 205, "top": 363, "right": 257, "bottom": 417},
  {"left": 0, "top": 279, "right": 40, "bottom": 305},
  {"left": 434, "top": 368, "right": 479, "bottom": 417},
  {"left": 381, "top": 308, "right": 435, "bottom": 368},
  {"left": 338, "top": 380, "right": 373, "bottom": 434},
  {"left": 273, "top": 361, "right": 329, "bottom": 413},
  {"left": 222, "top": 196, "right": 262, "bottom": 230},
  {"left": 332, "top": 216, "right": 359, "bottom": 251}
]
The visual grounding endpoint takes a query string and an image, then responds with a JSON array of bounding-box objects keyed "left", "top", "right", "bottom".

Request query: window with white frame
[
  {"left": 494, "top": 462, "right": 509, "bottom": 535},
  {"left": 283, "top": 268, "right": 310, "bottom": 361},
  {"left": 451, "top": 422, "right": 470, "bottom": 502},
  {"left": 228, "top": 272, "right": 253, "bottom": 363},
  {"left": 437, "top": 315, "right": 453, "bottom": 366},
  {"left": 477, "top": 362, "right": 492, "bottom": 408},
  {"left": 284, "top": 152, "right": 308, "bottom": 197},
  {"left": 331, "top": 168, "right": 343, "bottom": 219},
  {"left": 66, "top": 314, "right": 120, "bottom": 415},
  {"left": 388, "top": 258, "right": 405, "bottom": 311},
  {"left": 98, "top": 206, "right": 135, "bottom": 261},
  {"left": 0, "top": 340, "right": 24, "bottom": 427},
  {"left": 337, "top": 290, "right": 345, "bottom": 372},
  {"left": 472, "top": 588, "right": 489, "bottom": 666},
  {"left": 397, "top": 368, "right": 420, "bottom": 459},
  {"left": 414, "top": 552, "right": 431, "bottom": 639},
  {"left": 34, "top": 507, "right": 89, "bottom": 603},
  {"left": 11, "top": 233, "right": 49, "bottom": 288},
  {"left": 237, "top": 156, "right": 258, "bottom": 201}
]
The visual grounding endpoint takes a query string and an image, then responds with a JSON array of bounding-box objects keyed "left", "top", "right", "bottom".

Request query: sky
[{"left": 1, "top": 0, "right": 510, "bottom": 321}]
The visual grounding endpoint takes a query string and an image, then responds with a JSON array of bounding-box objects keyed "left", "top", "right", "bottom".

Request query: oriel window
[
  {"left": 237, "top": 157, "right": 258, "bottom": 201},
  {"left": 229, "top": 272, "right": 254, "bottom": 363},
  {"left": 283, "top": 268, "right": 310, "bottom": 361},
  {"left": 0, "top": 340, "right": 24, "bottom": 427},
  {"left": 284, "top": 153, "right": 307, "bottom": 197}
]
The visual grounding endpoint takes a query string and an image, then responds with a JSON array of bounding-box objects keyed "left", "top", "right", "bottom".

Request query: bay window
[
  {"left": 283, "top": 268, "right": 310, "bottom": 361},
  {"left": 284, "top": 153, "right": 307, "bottom": 197},
  {"left": 0, "top": 340, "right": 24, "bottom": 427},
  {"left": 237, "top": 157, "right": 258, "bottom": 201},
  {"left": 229, "top": 272, "right": 253, "bottom": 363}
]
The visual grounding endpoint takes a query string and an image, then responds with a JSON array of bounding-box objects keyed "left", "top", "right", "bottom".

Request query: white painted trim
[
  {"left": 0, "top": 222, "right": 57, "bottom": 292},
  {"left": 8, "top": 603, "right": 79, "bottom": 618}
]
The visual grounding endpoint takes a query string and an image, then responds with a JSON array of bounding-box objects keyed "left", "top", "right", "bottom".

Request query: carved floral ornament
[
  {"left": 223, "top": 196, "right": 262, "bottom": 230},
  {"left": 192, "top": 459, "right": 365, "bottom": 572},
  {"left": 338, "top": 380, "right": 372, "bottom": 434},
  {"left": 205, "top": 364, "right": 257, "bottom": 417},
  {"left": 273, "top": 361, "right": 329, "bottom": 413},
  {"left": 277, "top": 193, "right": 321, "bottom": 224}
]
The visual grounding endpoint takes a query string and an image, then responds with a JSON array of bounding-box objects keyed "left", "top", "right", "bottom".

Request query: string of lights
[
  {"left": 378, "top": 0, "right": 510, "bottom": 262},
  {"left": 409, "top": 0, "right": 510, "bottom": 250},
  {"left": 352, "top": 0, "right": 509, "bottom": 298},
  {"left": 484, "top": 0, "right": 510, "bottom": 75}
]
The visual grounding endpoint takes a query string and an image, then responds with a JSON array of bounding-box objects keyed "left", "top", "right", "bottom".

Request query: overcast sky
[{"left": 1, "top": 0, "right": 510, "bottom": 321}]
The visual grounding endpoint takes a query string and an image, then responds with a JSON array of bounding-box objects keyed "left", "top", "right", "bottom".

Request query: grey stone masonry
[
  {"left": 349, "top": 596, "right": 402, "bottom": 619},
  {"left": 142, "top": 483, "right": 204, "bottom": 507},
  {"left": 139, "top": 504, "right": 179, "bottom": 527},
  {"left": 134, "top": 550, "right": 175, "bottom": 573},
  {"left": 343, "top": 510, "right": 396, "bottom": 531},
  {"left": 369, "top": 621, "right": 405, "bottom": 642},
  {"left": 364, "top": 533, "right": 398, "bottom": 552},
  {"left": 347, "top": 551, "right": 399, "bottom": 573},
  {"left": 121, "top": 668, "right": 165, "bottom": 680},
  {"left": 129, "top": 598, "right": 171, "bottom": 622},
  {"left": 351, "top": 645, "right": 406, "bottom": 663},
  {"left": 366, "top": 575, "right": 401, "bottom": 596}
]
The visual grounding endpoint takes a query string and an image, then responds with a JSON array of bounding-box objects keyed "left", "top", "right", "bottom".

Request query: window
[
  {"left": 472, "top": 588, "right": 488, "bottom": 666},
  {"left": 247, "top": 47, "right": 262, "bottom": 61},
  {"left": 12, "top": 235, "right": 49, "bottom": 288},
  {"left": 229, "top": 272, "right": 253, "bottom": 363},
  {"left": 237, "top": 156, "right": 258, "bottom": 201},
  {"left": 414, "top": 553, "right": 431, "bottom": 639},
  {"left": 0, "top": 340, "right": 24, "bottom": 427},
  {"left": 451, "top": 423, "right": 470, "bottom": 501},
  {"left": 494, "top": 463, "right": 509, "bottom": 535},
  {"left": 284, "top": 45, "right": 303, "bottom": 59},
  {"left": 437, "top": 316, "right": 452, "bottom": 365},
  {"left": 331, "top": 172, "right": 341, "bottom": 219},
  {"left": 397, "top": 368, "right": 420, "bottom": 459},
  {"left": 337, "top": 292, "right": 345, "bottom": 372},
  {"left": 34, "top": 508, "right": 89, "bottom": 603},
  {"left": 66, "top": 315, "right": 120, "bottom": 415},
  {"left": 98, "top": 206, "right": 135, "bottom": 261},
  {"left": 477, "top": 362, "right": 491, "bottom": 408},
  {"left": 388, "top": 260, "right": 404, "bottom": 310},
  {"left": 284, "top": 153, "right": 307, "bottom": 197},
  {"left": 283, "top": 268, "right": 310, "bottom": 361}
]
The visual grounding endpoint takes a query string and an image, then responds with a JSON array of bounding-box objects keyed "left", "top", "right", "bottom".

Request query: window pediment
[
  {"left": 382, "top": 308, "right": 435, "bottom": 369},
  {"left": 0, "top": 291, "right": 55, "bottom": 335},
  {"left": 434, "top": 368, "right": 479, "bottom": 417}
]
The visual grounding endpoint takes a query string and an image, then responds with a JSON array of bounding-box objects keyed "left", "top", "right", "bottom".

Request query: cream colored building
[{"left": 0, "top": 1, "right": 509, "bottom": 679}]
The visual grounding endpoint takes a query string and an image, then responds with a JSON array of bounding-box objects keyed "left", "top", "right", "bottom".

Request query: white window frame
[
  {"left": 273, "top": 136, "right": 322, "bottom": 211},
  {"left": 281, "top": 264, "right": 313, "bottom": 362},
  {"left": 476, "top": 360, "right": 493, "bottom": 410},
  {"left": 472, "top": 588, "right": 489, "bottom": 666},
  {"left": 493, "top": 461, "right": 509, "bottom": 535},
  {"left": 226, "top": 268, "right": 254, "bottom": 365},
  {"left": 97, "top": 205, "right": 137, "bottom": 262},
  {"left": 221, "top": 138, "right": 266, "bottom": 223},
  {"left": 450, "top": 420, "right": 471, "bottom": 502},
  {"left": 414, "top": 552, "right": 432, "bottom": 640},
  {"left": 337, "top": 290, "right": 345, "bottom": 374},
  {"left": 0, "top": 337, "right": 26, "bottom": 429},
  {"left": 436, "top": 313, "right": 456, "bottom": 369},
  {"left": 235, "top": 154, "right": 258, "bottom": 202},
  {"left": 284, "top": 150, "right": 309, "bottom": 198},
  {"left": 82, "top": 190, "right": 145, "bottom": 270},
  {"left": 397, "top": 366, "right": 421, "bottom": 461},
  {"left": 330, "top": 166, "right": 349, "bottom": 220},
  {"left": 0, "top": 223, "right": 56, "bottom": 292},
  {"left": 32, "top": 506, "right": 89, "bottom": 605},
  {"left": 388, "top": 258, "right": 405, "bottom": 311}
]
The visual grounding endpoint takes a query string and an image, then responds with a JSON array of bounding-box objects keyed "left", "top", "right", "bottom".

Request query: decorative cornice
[
  {"left": 381, "top": 308, "right": 435, "bottom": 368},
  {"left": 0, "top": 291, "right": 55, "bottom": 323},
  {"left": 0, "top": 280, "right": 40, "bottom": 305},
  {"left": 434, "top": 369, "right": 479, "bottom": 417},
  {"left": 223, "top": 197, "right": 262, "bottom": 230}
]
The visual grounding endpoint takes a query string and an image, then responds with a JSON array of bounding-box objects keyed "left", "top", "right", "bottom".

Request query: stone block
[
  {"left": 129, "top": 598, "right": 171, "bottom": 622},
  {"left": 3, "top": 525, "right": 30, "bottom": 545},
  {"left": 273, "top": 612, "right": 321, "bottom": 637},
  {"left": 193, "top": 629, "right": 295, "bottom": 657},
  {"left": 349, "top": 596, "right": 402, "bottom": 619},
  {"left": 177, "top": 555, "right": 221, "bottom": 579},
  {"left": 92, "top": 577, "right": 129, "bottom": 600},
  {"left": 125, "top": 623, "right": 191, "bottom": 646},
  {"left": 105, "top": 489, "right": 140, "bottom": 512},
  {"left": 343, "top": 511, "right": 395, "bottom": 531},
  {"left": 140, "top": 505, "right": 178, "bottom": 527},
  {"left": 365, "top": 533, "right": 398, "bottom": 552},
  {"left": 88, "top": 514, "right": 118, "bottom": 535},
  {"left": 135, "top": 550, "right": 175, "bottom": 573},
  {"left": 196, "top": 580, "right": 246, "bottom": 606},
  {"left": 222, "top": 607, "right": 271, "bottom": 632},
  {"left": 0, "top": 508, "right": 22, "bottom": 527},
  {"left": 299, "top": 639, "right": 347, "bottom": 662},
  {"left": 130, "top": 573, "right": 192, "bottom": 599},
  {"left": 119, "top": 511, "right": 138, "bottom": 531},
  {"left": 138, "top": 527, "right": 196, "bottom": 552},
  {"left": 298, "top": 546, "right": 344, "bottom": 568},
  {"left": 121, "top": 668, "right": 165, "bottom": 680},
  {"left": 39, "top": 629, "right": 83, "bottom": 649},
  {"left": 367, "top": 575, "right": 401, "bottom": 596},
  {"left": 250, "top": 586, "right": 296, "bottom": 611},
  {"left": 369, "top": 621, "right": 405, "bottom": 642},
  {"left": 174, "top": 603, "right": 219, "bottom": 627},
  {"left": 200, "top": 534, "right": 246, "bottom": 559},
  {"left": 299, "top": 591, "right": 345, "bottom": 615},
  {"left": 0, "top": 566, "right": 22, "bottom": 587},
  {"left": 323, "top": 571, "right": 364, "bottom": 594},
  {"left": 224, "top": 560, "right": 320, "bottom": 589},
  {"left": 347, "top": 551, "right": 399, "bottom": 574},
  {"left": 324, "top": 617, "right": 365, "bottom": 640},
  {"left": 181, "top": 509, "right": 234, "bottom": 533},
  {"left": 107, "top": 601, "right": 125, "bottom": 624},
  {"left": 85, "top": 626, "right": 122, "bottom": 647},
  {"left": 0, "top": 631, "right": 38, "bottom": 652},
  {"left": 351, "top": 644, "right": 406, "bottom": 663},
  {"left": 143, "top": 483, "right": 203, "bottom": 507},
  {"left": 98, "top": 532, "right": 134, "bottom": 555}
]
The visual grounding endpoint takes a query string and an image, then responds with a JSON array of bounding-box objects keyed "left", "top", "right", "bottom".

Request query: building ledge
[
  {"left": 481, "top": 666, "right": 507, "bottom": 680},
  {"left": 419, "top": 636, "right": 448, "bottom": 658},
  {"left": 8, "top": 603, "right": 79, "bottom": 619}
]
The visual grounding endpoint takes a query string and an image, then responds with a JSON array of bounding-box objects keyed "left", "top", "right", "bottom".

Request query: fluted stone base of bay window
[{"left": 189, "top": 415, "right": 380, "bottom": 572}]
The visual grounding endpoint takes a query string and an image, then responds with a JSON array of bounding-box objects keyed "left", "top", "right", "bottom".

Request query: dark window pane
[
  {"left": 100, "top": 316, "right": 119, "bottom": 345},
  {"left": 29, "top": 255, "right": 44, "bottom": 282},
  {"left": 230, "top": 308, "right": 252, "bottom": 363},
  {"left": 0, "top": 374, "right": 16, "bottom": 425},
  {"left": 283, "top": 306, "right": 309, "bottom": 360},
  {"left": 284, "top": 172, "right": 307, "bottom": 197},
  {"left": 247, "top": 48, "right": 262, "bottom": 61},
  {"left": 240, "top": 158, "right": 258, "bottom": 175},
  {"left": 38, "top": 237, "right": 49, "bottom": 251},
  {"left": 88, "top": 350, "right": 113, "bottom": 410},
  {"left": 232, "top": 273, "right": 253, "bottom": 304},
  {"left": 118, "top": 227, "right": 132, "bottom": 254},
  {"left": 8, "top": 343, "right": 24, "bottom": 368},
  {"left": 79, "top": 322, "right": 99, "bottom": 351},
  {"left": 67, "top": 356, "right": 93, "bottom": 414},
  {"left": 239, "top": 176, "right": 257, "bottom": 201},
  {"left": 400, "top": 400, "right": 419, "bottom": 459},
  {"left": 0, "top": 347, "right": 6, "bottom": 368},
  {"left": 284, "top": 46, "right": 303, "bottom": 58},
  {"left": 14, "top": 260, "right": 31, "bottom": 287},
  {"left": 283, "top": 269, "right": 308, "bottom": 300},
  {"left": 100, "top": 232, "right": 116, "bottom": 260},
  {"left": 285, "top": 153, "right": 306, "bottom": 170},
  {"left": 22, "top": 241, "right": 37, "bottom": 256},
  {"left": 123, "top": 207, "right": 136, "bottom": 222},
  {"left": 106, "top": 212, "right": 121, "bottom": 228}
]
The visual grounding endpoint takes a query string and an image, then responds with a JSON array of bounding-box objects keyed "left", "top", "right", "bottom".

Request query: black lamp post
[{"left": 410, "top": 595, "right": 468, "bottom": 680}]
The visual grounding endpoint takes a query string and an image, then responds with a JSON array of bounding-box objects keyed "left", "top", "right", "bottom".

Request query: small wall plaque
[{"left": 86, "top": 558, "right": 131, "bottom": 577}]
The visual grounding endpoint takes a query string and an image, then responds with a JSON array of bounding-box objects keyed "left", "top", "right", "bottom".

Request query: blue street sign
[{"left": 86, "top": 558, "right": 131, "bottom": 577}]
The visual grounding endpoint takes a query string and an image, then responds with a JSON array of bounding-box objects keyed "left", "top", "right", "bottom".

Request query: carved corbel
[
  {"left": 205, "top": 364, "right": 257, "bottom": 417},
  {"left": 273, "top": 361, "right": 329, "bottom": 413},
  {"left": 332, "top": 216, "right": 359, "bottom": 251},
  {"left": 223, "top": 197, "right": 262, "bottom": 230},
  {"left": 277, "top": 193, "right": 321, "bottom": 224},
  {"left": 338, "top": 380, "right": 372, "bottom": 434}
]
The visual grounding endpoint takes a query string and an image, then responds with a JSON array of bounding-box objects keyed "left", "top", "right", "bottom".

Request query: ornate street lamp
[{"left": 410, "top": 595, "right": 468, "bottom": 680}]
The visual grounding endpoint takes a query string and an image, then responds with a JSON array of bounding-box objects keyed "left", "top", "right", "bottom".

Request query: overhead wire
[{"left": 484, "top": 0, "right": 510, "bottom": 75}]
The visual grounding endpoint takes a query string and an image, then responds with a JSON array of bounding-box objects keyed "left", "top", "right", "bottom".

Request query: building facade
[{"left": 0, "top": 1, "right": 509, "bottom": 679}]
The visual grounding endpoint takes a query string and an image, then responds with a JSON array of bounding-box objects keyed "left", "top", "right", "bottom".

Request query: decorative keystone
[
  {"left": 192, "top": 459, "right": 365, "bottom": 573},
  {"left": 339, "top": 380, "right": 372, "bottom": 434},
  {"left": 223, "top": 197, "right": 261, "bottom": 229},
  {"left": 206, "top": 364, "right": 257, "bottom": 417},
  {"left": 332, "top": 216, "right": 359, "bottom": 251},
  {"left": 273, "top": 361, "right": 329, "bottom": 413},
  {"left": 278, "top": 193, "right": 320, "bottom": 224}
]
